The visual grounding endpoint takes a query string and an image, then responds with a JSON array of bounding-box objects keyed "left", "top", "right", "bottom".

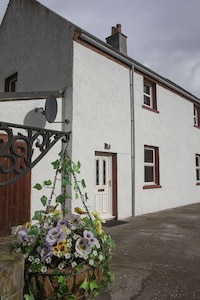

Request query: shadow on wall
[{"left": 24, "top": 109, "right": 46, "bottom": 128}]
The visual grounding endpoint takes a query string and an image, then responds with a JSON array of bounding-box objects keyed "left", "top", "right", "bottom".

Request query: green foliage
[
  {"left": 33, "top": 183, "right": 42, "bottom": 190},
  {"left": 32, "top": 211, "right": 42, "bottom": 221},
  {"left": 56, "top": 275, "right": 68, "bottom": 297},
  {"left": 28, "top": 226, "right": 39, "bottom": 237},
  {"left": 51, "top": 159, "right": 60, "bottom": 170},
  {"left": 55, "top": 194, "right": 66, "bottom": 205},
  {"left": 44, "top": 180, "right": 52, "bottom": 186},
  {"left": 41, "top": 195, "right": 47, "bottom": 206}
]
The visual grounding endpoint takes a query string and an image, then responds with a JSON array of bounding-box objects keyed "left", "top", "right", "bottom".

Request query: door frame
[{"left": 95, "top": 151, "right": 118, "bottom": 219}]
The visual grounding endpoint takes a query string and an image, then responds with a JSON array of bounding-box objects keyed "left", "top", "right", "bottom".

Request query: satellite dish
[{"left": 45, "top": 94, "right": 58, "bottom": 123}]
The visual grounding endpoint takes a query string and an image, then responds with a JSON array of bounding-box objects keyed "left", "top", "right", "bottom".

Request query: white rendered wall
[
  {"left": 0, "top": 98, "right": 63, "bottom": 217},
  {"left": 134, "top": 73, "right": 200, "bottom": 215},
  {"left": 72, "top": 42, "right": 132, "bottom": 219}
]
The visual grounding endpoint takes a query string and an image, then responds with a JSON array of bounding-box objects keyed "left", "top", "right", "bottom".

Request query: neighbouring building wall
[
  {"left": 0, "top": 0, "right": 75, "bottom": 92},
  {"left": 134, "top": 72, "right": 200, "bottom": 215},
  {"left": 72, "top": 42, "right": 132, "bottom": 219}
]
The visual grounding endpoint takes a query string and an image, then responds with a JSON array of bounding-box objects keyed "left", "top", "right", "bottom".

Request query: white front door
[{"left": 94, "top": 155, "right": 113, "bottom": 219}]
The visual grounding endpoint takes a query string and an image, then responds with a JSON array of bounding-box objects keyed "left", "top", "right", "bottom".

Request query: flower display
[{"left": 11, "top": 151, "right": 114, "bottom": 299}]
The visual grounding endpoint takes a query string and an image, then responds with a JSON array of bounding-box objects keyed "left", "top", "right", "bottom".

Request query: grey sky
[{"left": 1, "top": 0, "right": 200, "bottom": 97}]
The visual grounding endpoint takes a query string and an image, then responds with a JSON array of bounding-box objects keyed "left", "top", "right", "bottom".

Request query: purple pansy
[
  {"left": 40, "top": 243, "right": 53, "bottom": 259},
  {"left": 18, "top": 229, "right": 28, "bottom": 243},
  {"left": 57, "top": 218, "right": 70, "bottom": 229},
  {"left": 46, "top": 227, "right": 66, "bottom": 246},
  {"left": 83, "top": 230, "right": 99, "bottom": 246}
]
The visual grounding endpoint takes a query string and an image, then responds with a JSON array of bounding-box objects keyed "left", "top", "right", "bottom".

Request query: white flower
[
  {"left": 96, "top": 243, "right": 100, "bottom": 249},
  {"left": 34, "top": 258, "right": 40, "bottom": 264},
  {"left": 65, "top": 252, "right": 71, "bottom": 259},
  {"left": 41, "top": 266, "right": 47, "bottom": 273},
  {"left": 93, "top": 250, "right": 98, "bottom": 256},
  {"left": 45, "top": 257, "right": 52, "bottom": 264},
  {"left": 67, "top": 241, "right": 72, "bottom": 247},
  {"left": 56, "top": 251, "right": 62, "bottom": 258},
  {"left": 89, "top": 259, "right": 94, "bottom": 266},
  {"left": 43, "top": 223, "right": 49, "bottom": 229},
  {"left": 73, "top": 234, "right": 80, "bottom": 240},
  {"left": 99, "top": 254, "right": 104, "bottom": 261},
  {"left": 28, "top": 256, "right": 34, "bottom": 262},
  {"left": 71, "top": 261, "right": 77, "bottom": 268},
  {"left": 24, "top": 253, "right": 29, "bottom": 258},
  {"left": 58, "top": 263, "right": 65, "bottom": 270}
]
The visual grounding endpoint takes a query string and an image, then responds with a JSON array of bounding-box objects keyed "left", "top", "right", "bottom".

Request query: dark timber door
[{"left": 0, "top": 135, "right": 31, "bottom": 236}]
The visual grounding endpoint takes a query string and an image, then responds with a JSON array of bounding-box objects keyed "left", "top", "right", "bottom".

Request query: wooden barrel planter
[{"left": 25, "top": 263, "right": 103, "bottom": 300}]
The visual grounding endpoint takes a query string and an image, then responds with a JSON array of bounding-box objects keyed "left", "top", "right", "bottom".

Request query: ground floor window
[
  {"left": 143, "top": 145, "right": 161, "bottom": 189},
  {"left": 195, "top": 154, "right": 200, "bottom": 185}
]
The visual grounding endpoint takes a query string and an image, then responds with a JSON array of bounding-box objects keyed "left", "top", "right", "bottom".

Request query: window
[
  {"left": 195, "top": 154, "right": 200, "bottom": 184},
  {"left": 194, "top": 104, "right": 200, "bottom": 127},
  {"left": 143, "top": 78, "right": 158, "bottom": 112},
  {"left": 143, "top": 145, "right": 161, "bottom": 189},
  {"left": 4, "top": 72, "right": 18, "bottom": 92}
]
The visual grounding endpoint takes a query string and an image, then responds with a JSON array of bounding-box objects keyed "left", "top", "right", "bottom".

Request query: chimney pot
[
  {"left": 116, "top": 24, "right": 121, "bottom": 33},
  {"left": 112, "top": 26, "right": 116, "bottom": 35}
]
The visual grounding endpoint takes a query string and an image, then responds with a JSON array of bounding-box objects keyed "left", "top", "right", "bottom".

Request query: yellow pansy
[
  {"left": 53, "top": 241, "right": 68, "bottom": 256},
  {"left": 74, "top": 207, "right": 86, "bottom": 215},
  {"left": 95, "top": 220, "right": 103, "bottom": 235},
  {"left": 92, "top": 210, "right": 106, "bottom": 223},
  {"left": 25, "top": 222, "right": 31, "bottom": 229}
]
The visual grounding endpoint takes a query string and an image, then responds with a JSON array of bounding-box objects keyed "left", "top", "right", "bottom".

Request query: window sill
[
  {"left": 142, "top": 105, "right": 159, "bottom": 114},
  {"left": 143, "top": 184, "right": 162, "bottom": 189}
]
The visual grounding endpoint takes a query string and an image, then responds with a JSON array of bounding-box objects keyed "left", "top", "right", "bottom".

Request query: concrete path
[{"left": 97, "top": 203, "right": 200, "bottom": 300}]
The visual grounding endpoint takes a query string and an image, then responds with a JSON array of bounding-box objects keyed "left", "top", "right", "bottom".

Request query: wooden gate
[{"left": 0, "top": 135, "right": 31, "bottom": 236}]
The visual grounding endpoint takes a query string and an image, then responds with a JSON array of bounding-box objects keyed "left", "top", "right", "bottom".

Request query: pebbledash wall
[
  {"left": 134, "top": 72, "right": 200, "bottom": 215},
  {"left": 71, "top": 42, "right": 132, "bottom": 219}
]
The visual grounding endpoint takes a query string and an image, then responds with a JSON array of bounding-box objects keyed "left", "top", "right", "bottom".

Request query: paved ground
[
  {"left": 97, "top": 203, "right": 200, "bottom": 300},
  {"left": 1, "top": 203, "right": 200, "bottom": 299}
]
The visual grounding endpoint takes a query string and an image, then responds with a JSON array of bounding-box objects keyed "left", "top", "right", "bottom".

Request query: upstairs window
[
  {"left": 195, "top": 154, "right": 200, "bottom": 184},
  {"left": 194, "top": 104, "right": 200, "bottom": 127},
  {"left": 143, "top": 78, "right": 158, "bottom": 112},
  {"left": 4, "top": 72, "right": 18, "bottom": 92},
  {"left": 143, "top": 145, "right": 161, "bottom": 189}
]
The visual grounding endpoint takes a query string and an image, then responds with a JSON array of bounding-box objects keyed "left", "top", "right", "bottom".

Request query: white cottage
[{"left": 0, "top": 0, "right": 200, "bottom": 235}]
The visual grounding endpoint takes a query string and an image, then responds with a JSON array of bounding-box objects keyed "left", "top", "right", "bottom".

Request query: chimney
[{"left": 106, "top": 24, "right": 127, "bottom": 55}]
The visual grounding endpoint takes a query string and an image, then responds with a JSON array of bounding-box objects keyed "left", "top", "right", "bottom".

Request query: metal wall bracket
[{"left": 0, "top": 122, "right": 71, "bottom": 187}]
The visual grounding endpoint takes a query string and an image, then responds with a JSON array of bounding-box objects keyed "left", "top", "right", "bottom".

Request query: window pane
[
  {"left": 196, "top": 156, "right": 199, "bottom": 167},
  {"left": 103, "top": 159, "right": 106, "bottom": 185},
  {"left": 145, "top": 166, "right": 154, "bottom": 182},
  {"left": 144, "top": 95, "right": 151, "bottom": 106},
  {"left": 96, "top": 160, "right": 99, "bottom": 185},
  {"left": 196, "top": 169, "right": 200, "bottom": 181},
  {"left": 144, "top": 149, "right": 153, "bottom": 163},
  {"left": 144, "top": 84, "right": 150, "bottom": 95}
]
